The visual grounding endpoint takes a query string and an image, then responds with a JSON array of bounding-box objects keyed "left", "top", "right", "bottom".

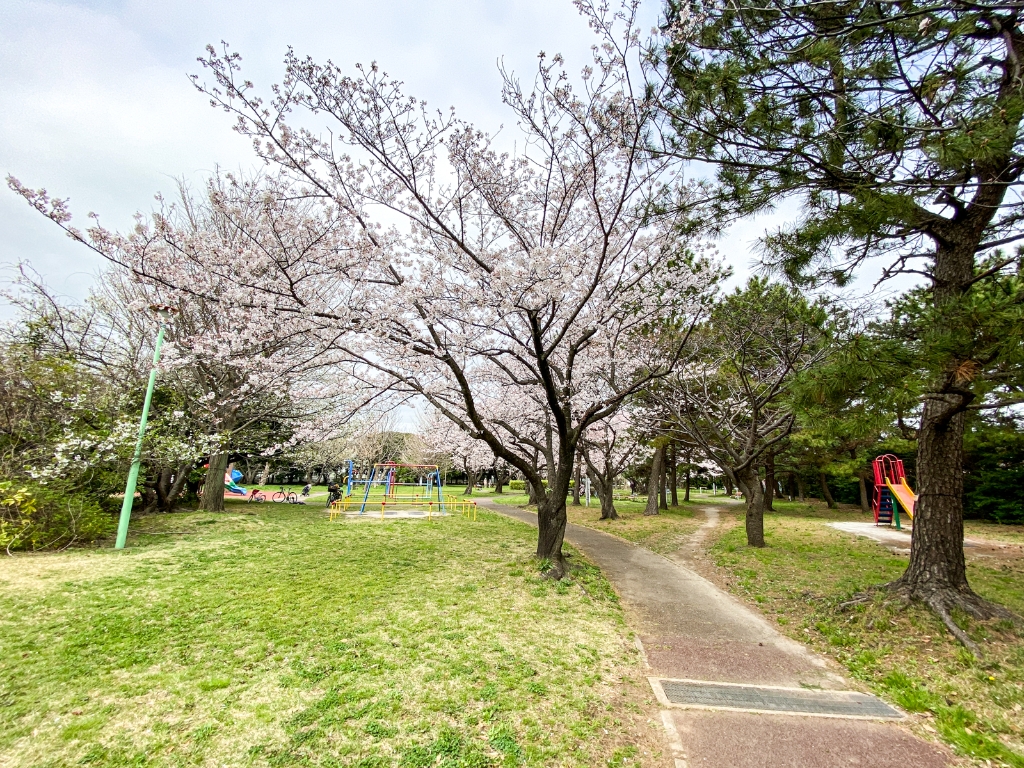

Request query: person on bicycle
[{"left": 326, "top": 481, "right": 342, "bottom": 507}]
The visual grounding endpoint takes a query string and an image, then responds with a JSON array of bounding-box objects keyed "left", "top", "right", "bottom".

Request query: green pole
[{"left": 114, "top": 324, "right": 167, "bottom": 550}]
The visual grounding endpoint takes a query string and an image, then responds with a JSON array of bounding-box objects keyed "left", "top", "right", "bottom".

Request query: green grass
[
  {"left": 489, "top": 493, "right": 704, "bottom": 555},
  {"left": 708, "top": 501, "right": 1024, "bottom": 767},
  {"left": 0, "top": 506, "right": 658, "bottom": 767}
]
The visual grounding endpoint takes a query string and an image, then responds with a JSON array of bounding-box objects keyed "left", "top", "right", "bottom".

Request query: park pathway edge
[{"left": 477, "top": 498, "right": 954, "bottom": 768}]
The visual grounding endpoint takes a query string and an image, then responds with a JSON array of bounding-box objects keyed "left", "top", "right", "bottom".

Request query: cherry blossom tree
[
  {"left": 419, "top": 409, "right": 494, "bottom": 495},
  {"left": 581, "top": 411, "right": 647, "bottom": 519},
  {"left": 7, "top": 174, "right": 361, "bottom": 511},
  {"left": 11, "top": 2, "right": 711, "bottom": 575}
]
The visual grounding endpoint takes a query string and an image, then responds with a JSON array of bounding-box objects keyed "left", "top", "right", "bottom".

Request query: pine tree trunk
[
  {"left": 201, "top": 453, "right": 229, "bottom": 512},
  {"left": 737, "top": 466, "right": 766, "bottom": 547},
  {"left": 819, "top": 472, "right": 837, "bottom": 509},
  {"left": 644, "top": 446, "right": 664, "bottom": 516},
  {"left": 858, "top": 472, "right": 870, "bottom": 514},
  {"left": 886, "top": 235, "right": 1017, "bottom": 631},
  {"left": 796, "top": 473, "right": 806, "bottom": 501}
]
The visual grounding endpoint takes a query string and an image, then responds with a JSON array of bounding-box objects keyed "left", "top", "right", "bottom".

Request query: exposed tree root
[
  {"left": 835, "top": 581, "right": 1020, "bottom": 657},
  {"left": 883, "top": 580, "right": 1021, "bottom": 657}
]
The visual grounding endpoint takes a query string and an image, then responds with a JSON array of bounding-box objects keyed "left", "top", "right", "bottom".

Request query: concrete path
[{"left": 479, "top": 499, "right": 951, "bottom": 768}]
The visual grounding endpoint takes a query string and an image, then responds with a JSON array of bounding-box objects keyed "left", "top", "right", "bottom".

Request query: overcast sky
[
  {"left": 2, "top": 0, "right": 893, "bottom": 318},
  {"left": 0, "top": 1, "right": 636, "bottom": 298}
]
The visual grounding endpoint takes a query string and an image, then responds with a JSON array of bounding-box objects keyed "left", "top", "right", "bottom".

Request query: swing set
[{"left": 329, "top": 461, "right": 478, "bottom": 521}]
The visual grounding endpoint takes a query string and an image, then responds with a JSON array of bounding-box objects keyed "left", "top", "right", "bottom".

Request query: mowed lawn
[{"left": 0, "top": 505, "right": 657, "bottom": 767}]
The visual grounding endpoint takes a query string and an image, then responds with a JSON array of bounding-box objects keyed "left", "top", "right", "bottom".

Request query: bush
[
  {"left": 508, "top": 479, "right": 547, "bottom": 492},
  {"left": 0, "top": 480, "right": 115, "bottom": 552}
]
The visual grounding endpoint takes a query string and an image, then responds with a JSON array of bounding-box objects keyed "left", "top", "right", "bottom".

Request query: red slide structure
[{"left": 872, "top": 454, "right": 917, "bottom": 529}]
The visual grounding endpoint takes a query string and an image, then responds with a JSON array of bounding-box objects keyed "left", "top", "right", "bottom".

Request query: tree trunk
[
  {"left": 536, "top": 453, "right": 572, "bottom": 578},
  {"left": 201, "top": 452, "right": 229, "bottom": 512},
  {"left": 858, "top": 471, "right": 870, "bottom": 514},
  {"left": 527, "top": 479, "right": 539, "bottom": 506},
  {"left": 587, "top": 465, "right": 619, "bottom": 520},
  {"left": 659, "top": 449, "right": 668, "bottom": 510},
  {"left": 796, "top": 473, "right": 806, "bottom": 501},
  {"left": 644, "top": 446, "right": 664, "bottom": 516},
  {"left": 669, "top": 442, "right": 678, "bottom": 506},
  {"left": 463, "top": 467, "right": 475, "bottom": 496},
  {"left": 764, "top": 451, "right": 776, "bottom": 511},
  {"left": 724, "top": 474, "right": 734, "bottom": 497},
  {"left": 891, "top": 398, "right": 1011, "bottom": 626},
  {"left": 684, "top": 458, "right": 691, "bottom": 503},
  {"left": 737, "top": 466, "right": 766, "bottom": 547},
  {"left": 819, "top": 472, "right": 837, "bottom": 509},
  {"left": 572, "top": 458, "right": 582, "bottom": 506},
  {"left": 494, "top": 467, "right": 505, "bottom": 495}
]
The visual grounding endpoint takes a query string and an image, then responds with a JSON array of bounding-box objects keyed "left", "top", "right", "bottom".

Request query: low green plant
[{"left": 0, "top": 480, "right": 114, "bottom": 552}]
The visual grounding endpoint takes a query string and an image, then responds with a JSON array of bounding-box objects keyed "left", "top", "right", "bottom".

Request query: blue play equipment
[{"left": 345, "top": 462, "right": 445, "bottom": 515}]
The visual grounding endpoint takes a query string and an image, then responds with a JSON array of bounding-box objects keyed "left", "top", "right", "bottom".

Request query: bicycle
[
  {"left": 247, "top": 489, "right": 267, "bottom": 503},
  {"left": 273, "top": 487, "right": 299, "bottom": 504}
]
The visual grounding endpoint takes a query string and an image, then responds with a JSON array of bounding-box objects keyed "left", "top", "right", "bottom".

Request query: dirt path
[{"left": 478, "top": 498, "right": 953, "bottom": 768}]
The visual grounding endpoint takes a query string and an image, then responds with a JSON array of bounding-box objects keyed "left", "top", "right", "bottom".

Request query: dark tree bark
[
  {"left": 669, "top": 441, "right": 679, "bottom": 506},
  {"left": 586, "top": 465, "right": 619, "bottom": 520},
  {"left": 572, "top": 457, "right": 582, "bottom": 506},
  {"left": 795, "top": 473, "right": 806, "bottom": 501},
  {"left": 644, "top": 445, "right": 664, "bottom": 516},
  {"left": 724, "top": 474, "right": 734, "bottom": 497},
  {"left": 659, "top": 449, "right": 668, "bottom": 510},
  {"left": 857, "top": 471, "right": 871, "bottom": 514},
  {"left": 684, "top": 455, "right": 691, "bottom": 503},
  {"left": 819, "top": 472, "right": 837, "bottom": 509},
  {"left": 494, "top": 465, "right": 506, "bottom": 494},
  {"left": 463, "top": 466, "right": 476, "bottom": 496},
  {"left": 201, "top": 452, "right": 229, "bottom": 512},
  {"left": 764, "top": 451, "right": 776, "bottom": 511},
  {"left": 526, "top": 479, "right": 539, "bottom": 506},
  {"left": 534, "top": 444, "right": 575, "bottom": 577},
  {"left": 736, "top": 466, "right": 766, "bottom": 547}
]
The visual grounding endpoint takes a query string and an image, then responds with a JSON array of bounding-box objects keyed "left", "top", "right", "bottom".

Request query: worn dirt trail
[{"left": 478, "top": 498, "right": 953, "bottom": 768}]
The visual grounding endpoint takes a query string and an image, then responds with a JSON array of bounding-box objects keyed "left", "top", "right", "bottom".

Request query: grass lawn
[
  {"left": 0, "top": 505, "right": 660, "bottom": 767},
  {"left": 707, "top": 501, "right": 1024, "bottom": 768},
  {"left": 489, "top": 492, "right": 705, "bottom": 555}
]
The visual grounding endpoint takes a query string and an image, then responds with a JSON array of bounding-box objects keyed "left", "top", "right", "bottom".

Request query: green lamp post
[{"left": 114, "top": 303, "right": 178, "bottom": 550}]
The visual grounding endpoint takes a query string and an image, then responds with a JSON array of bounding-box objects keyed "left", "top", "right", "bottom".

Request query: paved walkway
[{"left": 478, "top": 499, "right": 951, "bottom": 768}]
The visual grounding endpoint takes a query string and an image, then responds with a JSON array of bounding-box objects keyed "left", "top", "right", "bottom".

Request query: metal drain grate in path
[{"left": 652, "top": 678, "right": 903, "bottom": 720}]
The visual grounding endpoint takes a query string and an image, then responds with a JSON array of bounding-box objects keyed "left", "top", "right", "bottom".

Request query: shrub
[
  {"left": 508, "top": 479, "right": 548, "bottom": 492},
  {"left": 0, "top": 480, "right": 115, "bottom": 552}
]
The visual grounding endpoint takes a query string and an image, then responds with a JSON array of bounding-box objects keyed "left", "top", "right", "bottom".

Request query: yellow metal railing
[{"left": 327, "top": 495, "right": 477, "bottom": 522}]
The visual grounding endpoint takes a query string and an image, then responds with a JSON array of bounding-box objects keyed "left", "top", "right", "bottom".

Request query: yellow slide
[{"left": 885, "top": 479, "right": 917, "bottom": 520}]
